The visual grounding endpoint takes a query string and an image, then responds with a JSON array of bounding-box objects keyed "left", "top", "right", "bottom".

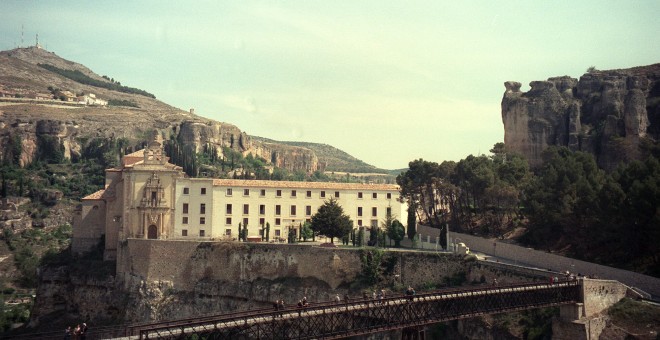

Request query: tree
[
  {"left": 406, "top": 201, "right": 416, "bottom": 240},
  {"left": 265, "top": 222, "right": 270, "bottom": 242},
  {"left": 387, "top": 220, "right": 405, "bottom": 247},
  {"left": 310, "top": 198, "right": 353, "bottom": 243},
  {"left": 300, "top": 221, "right": 313, "bottom": 241}
]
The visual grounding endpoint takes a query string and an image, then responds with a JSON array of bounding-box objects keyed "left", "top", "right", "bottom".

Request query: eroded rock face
[{"left": 502, "top": 63, "right": 660, "bottom": 170}]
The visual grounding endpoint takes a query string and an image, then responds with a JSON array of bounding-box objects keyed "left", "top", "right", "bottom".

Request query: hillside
[{"left": 0, "top": 46, "right": 385, "bottom": 174}]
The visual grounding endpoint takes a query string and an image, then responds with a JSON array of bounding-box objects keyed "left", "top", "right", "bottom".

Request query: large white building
[
  {"left": 73, "top": 139, "right": 406, "bottom": 260},
  {"left": 173, "top": 178, "right": 405, "bottom": 241}
]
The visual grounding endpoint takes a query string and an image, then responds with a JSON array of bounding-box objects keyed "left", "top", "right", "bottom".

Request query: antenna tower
[{"left": 21, "top": 24, "right": 24, "bottom": 47}]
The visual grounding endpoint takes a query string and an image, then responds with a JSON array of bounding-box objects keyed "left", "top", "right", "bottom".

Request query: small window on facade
[
  {"left": 243, "top": 217, "right": 248, "bottom": 226},
  {"left": 275, "top": 229, "right": 281, "bottom": 236},
  {"left": 182, "top": 216, "right": 188, "bottom": 224},
  {"left": 182, "top": 229, "right": 188, "bottom": 236},
  {"left": 306, "top": 190, "right": 312, "bottom": 198},
  {"left": 259, "top": 204, "right": 265, "bottom": 215},
  {"left": 387, "top": 207, "right": 392, "bottom": 216},
  {"left": 320, "top": 191, "right": 326, "bottom": 198},
  {"left": 226, "top": 188, "right": 233, "bottom": 196},
  {"left": 372, "top": 207, "right": 377, "bottom": 217},
  {"left": 183, "top": 203, "right": 189, "bottom": 214},
  {"left": 290, "top": 205, "right": 297, "bottom": 216},
  {"left": 387, "top": 193, "right": 392, "bottom": 199},
  {"left": 275, "top": 218, "right": 281, "bottom": 226},
  {"left": 243, "top": 204, "right": 249, "bottom": 215},
  {"left": 357, "top": 207, "right": 363, "bottom": 217},
  {"left": 226, "top": 217, "right": 232, "bottom": 225},
  {"left": 225, "top": 229, "right": 231, "bottom": 236},
  {"left": 200, "top": 217, "right": 206, "bottom": 224},
  {"left": 291, "top": 190, "right": 297, "bottom": 197},
  {"left": 200, "top": 203, "right": 206, "bottom": 214},
  {"left": 226, "top": 204, "right": 232, "bottom": 214},
  {"left": 306, "top": 218, "right": 311, "bottom": 223},
  {"left": 275, "top": 205, "right": 281, "bottom": 216},
  {"left": 259, "top": 217, "right": 265, "bottom": 226},
  {"left": 371, "top": 219, "right": 378, "bottom": 227},
  {"left": 372, "top": 192, "right": 377, "bottom": 199},
  {"left": 244, "top": 188, "right": 250, "bottom": 196},
  {"left": 200, "top": 230, "right": 205, "bottom": 237},
  {"left": 276, "top": 189, "right": 282, "bottom": 197},
  {"left": 334, "top": 191, "right": 340, "bottom": 198},
  {"left": 183, "top": 187, "right": 189, "bottom": 195},
  {"left": 358, "top": 192, "right": 363, "bottom": 199},
  {"left": 260, "top": 189, "right": 266, "bottom": 197},
  {"left": 305, "top": 205, "right": 312, "bottom": 216},
  {"left": 201, "top": 188, "right": 207, "bottom": 195},
  {"left": 358, "top": 220, "right": 362, "bottom": 226}
]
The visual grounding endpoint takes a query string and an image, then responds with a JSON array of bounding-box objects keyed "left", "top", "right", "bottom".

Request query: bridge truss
[{"left": 129, "top": 280, "right": 581, "bottom": 339}]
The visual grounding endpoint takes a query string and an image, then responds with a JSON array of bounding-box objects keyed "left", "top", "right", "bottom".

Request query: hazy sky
[{"left": 2, "top": 1, "right": 659, "bottom": 169}]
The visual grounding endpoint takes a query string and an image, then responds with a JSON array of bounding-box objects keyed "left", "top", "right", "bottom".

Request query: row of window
[
  {"left": 181, "top": 216, "right": 379, "bottom": 228},
  {"left": 182, "top": 203, "right": 385, "bottom": 218},
  {"left": 182, "top": 186, "right": 393, "bottom": 200},
  {"left": 181, "top": 228, "right": 287, "bottom": 238}
]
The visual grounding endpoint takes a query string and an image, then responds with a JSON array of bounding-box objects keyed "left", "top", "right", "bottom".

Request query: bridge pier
[{"left": 401, "top": 326, "right": 425, "bottom": 340}]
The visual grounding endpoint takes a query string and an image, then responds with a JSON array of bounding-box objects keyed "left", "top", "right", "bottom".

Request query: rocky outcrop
[{"left": 502, "top": 64, "right": 660, "bottom": 170}]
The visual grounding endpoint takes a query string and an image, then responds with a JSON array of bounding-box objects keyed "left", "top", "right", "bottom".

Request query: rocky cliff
[
  {"left": 0, "top": 47, "right": 323, "bottom": 173},
  {"left": 502, "top": 64, "right": 660, "bottom": 170}
]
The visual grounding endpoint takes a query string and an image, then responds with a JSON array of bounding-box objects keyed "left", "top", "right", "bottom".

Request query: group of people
[{"left": 63, "top": 323, "right": 87, "bottom": 340}]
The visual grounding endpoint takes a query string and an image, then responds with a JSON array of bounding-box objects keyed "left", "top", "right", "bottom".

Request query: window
[
  {"left": 358, "top": 220, "right": 362, "bottom": 226},
  {"left": 199, "top": 230, "right": 205, "bottom": 237},
  {"left": 372, "top": 207, "right": 377, "bottom": 217},
  {"left": 372, "top": 192, "right": 378, "bottom": 199},
  {"left": 182, "top": 229, "right": 188, "bottom": 236},
  {"left": 226, "top": 204, "right": 232, "bottom": 214},
  {"left": 291, "top": 190, "right": 297, "bottom": 197},
  {"left": 387, "top": 207, "right": 392, "bottom": 216},
  {"left": 275, "top": 205, "right": 281, "bottom": 216},
  {"left": 275, "top": 218, "right": 281, "bottom": 226},
  {"left": 276, "top": 190, "right": 282, "bottom": 197},
  {"left": 182, "top": 216, "right": 188, "bottom": 224},
  {"left": 306, "top": 218, "right": 311, "bottom": 223},
  {"left": 200, "top": 217, "right": 206, "bottom": 224},
  {"left": 244, "top": 188, "right": 250, "bottom": 196},
  {"left": 183, "top": 187, "right": 189, "bottom": 195},
  {"left": 358, "top": 192, "right": 363, "bottom": 199},
  {"left": 306, "top": 190, "right": 312, "bottom": 198},
  {"left": 275, "top": 229, "right": 281, "bottom": 236},
  {"left": 225, "top": 229, "right": 231, "bottom": 236},
  {"left": 305, "top": 205, "right": 312, "bottom": 216},
  {"left": 226, "top": 188, "right": 233, "bottom": 196},
  {"left": 387, "top": 193, "right": 392, "bottom": 199},
  {"left": 334, "top": 191, "right": 340, "bottom": 198},
  {"left": 320, "top": 191, "right": 326, "bottom": 198},
  {"left": 259, "top": 204, "right": 265, "bottom": 215},
  {"left": 243, "top": 204, "right": 249, "bottom": 215},
  {"left": 357, "top": 207, "right": 363, "bottom": 217},
  {"left": 371, "top": 220, "right": 378, "bottom": 227},
  {"left": 226, "top": 217, "right": 232, "bottom": 225},
  {"left": 243, "top": 217, "right": 249, "bottom": 226},
  {"left": 259, "top": 217, "right": 265, "bottom": 226},
  {"left": 260, "top": 189, "right": 266, "bottom": 197},
  {"left": 182, "top": 203, "right": 189, "bottom": 214},
  {"left": 201, "top": 188, "right": 207, "bottom": 195},
  {"left": 290, "top": 205, "right": 297, "bottom": 216},
  {"left": 200, "top": 203, "right": 206, "bottom": 214}
]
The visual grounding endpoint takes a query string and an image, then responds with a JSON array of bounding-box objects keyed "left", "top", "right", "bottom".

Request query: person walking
[
  {"left": 334, "top": 294, "right": 341, "bottom": 304},
  {"left": 63, "top": 326, "right": 72, "bottom": 340}
]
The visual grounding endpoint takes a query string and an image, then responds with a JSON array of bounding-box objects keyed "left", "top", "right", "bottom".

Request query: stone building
[{"left": 73, "top": 139, "right": 406, "bottom": 260}]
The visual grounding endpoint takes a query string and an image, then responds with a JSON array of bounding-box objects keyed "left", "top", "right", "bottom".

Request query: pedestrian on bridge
[{"left": 335, "top": 294, "right": 341, "bottom": 303}]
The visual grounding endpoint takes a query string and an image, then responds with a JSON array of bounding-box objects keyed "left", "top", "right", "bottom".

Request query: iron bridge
[{"left": 124, "top": 280, "right": 581, "bottom": 339}]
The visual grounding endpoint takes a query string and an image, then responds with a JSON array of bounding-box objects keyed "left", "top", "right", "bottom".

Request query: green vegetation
[
  {"left": 310, "top": 198, "right": 353, "bottom": 243},
  {"left": 358, "top": 249, "right": 398, "bottom": 286},
  {"left": 607, "top": 298, "right": 660, "bottom": 331},
  {"left": 38, "top": 63, "right": 156, "bottom": 98},
  {"left": 492, "top": 307, "right": 559, "bottom": 340},
  {"left": 108, "top": 99, "right": 139, "bottom": 107}
]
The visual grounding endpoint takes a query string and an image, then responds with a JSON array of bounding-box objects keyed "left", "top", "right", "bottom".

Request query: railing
[{"left": 132, "top": 280, "right": 581, "bottom": 339}]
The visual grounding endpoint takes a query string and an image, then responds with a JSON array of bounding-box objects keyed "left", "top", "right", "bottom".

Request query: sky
[{"left": 1, "top": 1, "right": 659, "bottom": 170}]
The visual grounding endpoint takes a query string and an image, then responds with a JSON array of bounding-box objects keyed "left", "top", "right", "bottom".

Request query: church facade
[{"left": 72, "top": 140, "right": 406, "bottom": 260}]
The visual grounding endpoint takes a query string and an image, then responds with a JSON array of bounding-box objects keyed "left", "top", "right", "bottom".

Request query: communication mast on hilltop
[
  {"left": 21, "top": 24, "right": 24, "bottom": 47},
  {"left": 35, "top": 33, "right": 42, "bottom": 49}
]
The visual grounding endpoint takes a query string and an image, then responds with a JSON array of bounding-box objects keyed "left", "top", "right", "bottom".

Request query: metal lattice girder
[{"left": 133, "top": 280, "right": 581, "bottom": 339}]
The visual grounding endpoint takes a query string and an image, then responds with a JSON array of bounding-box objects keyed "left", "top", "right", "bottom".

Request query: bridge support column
[
  {"left": 553, "top": 303, "right": 608, "bottom": 340},
  {"left": 401, "top": 326, "right": 425, "bottom": 340}
]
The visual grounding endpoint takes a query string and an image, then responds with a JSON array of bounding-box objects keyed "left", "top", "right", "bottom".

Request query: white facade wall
[
  {"left": 173, "top": 178, "right": 214, "bottom": 238},
  {"left": 172, "top": 179, "right": 406, "bottom": 240}
]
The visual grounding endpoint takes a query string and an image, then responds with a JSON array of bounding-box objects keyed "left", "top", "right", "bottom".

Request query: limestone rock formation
[{"left": 502, "top": 64, "right": 660, "bottom": 170}]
